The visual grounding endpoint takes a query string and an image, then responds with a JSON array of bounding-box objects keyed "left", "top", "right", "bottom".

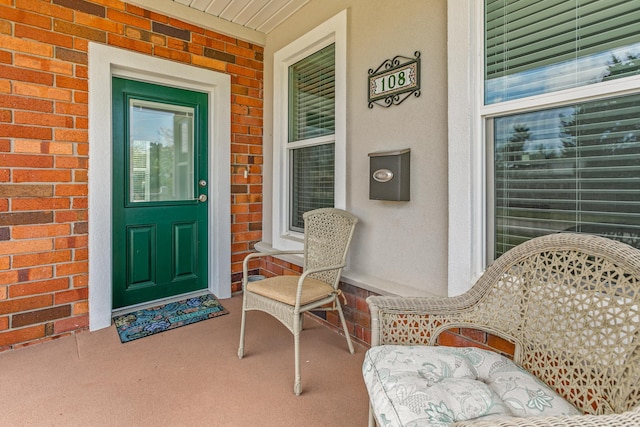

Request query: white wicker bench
[{"left": 364, "top": 233, "right": 640, "bottom": 426}]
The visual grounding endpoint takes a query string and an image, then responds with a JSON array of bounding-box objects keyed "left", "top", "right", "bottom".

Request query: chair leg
[
  {"left": 237, "top": 296, "right": 247, "bottom": 359},
  {"left": 335, "top": 299, "right": 355, "bottom": 354},
  {"left": 293, "top": 314, "right": 302, "bottom": 395}
]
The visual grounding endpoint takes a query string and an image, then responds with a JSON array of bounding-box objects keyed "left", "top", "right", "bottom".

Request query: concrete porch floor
[{"left": 0, "top": 295, "right": 369, "bottom": 426}]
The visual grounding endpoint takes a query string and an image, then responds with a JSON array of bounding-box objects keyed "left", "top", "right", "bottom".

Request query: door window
[{"left": 128, "top": 99, "right": 195, "bottom": 203}]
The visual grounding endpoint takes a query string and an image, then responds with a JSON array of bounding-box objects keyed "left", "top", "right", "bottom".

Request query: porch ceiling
[{"left": 171, "top": 0, "right": 311, "bottom": 33}]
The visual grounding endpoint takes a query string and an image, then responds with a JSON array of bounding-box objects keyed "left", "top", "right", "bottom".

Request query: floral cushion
[{"left": 363, "top": 345, "right": 580, "bottom": 426}]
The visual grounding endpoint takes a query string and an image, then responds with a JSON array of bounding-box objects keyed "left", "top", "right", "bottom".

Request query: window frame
[
  {"left": 447, "top": 0, "right": 640, "bottom": 296},
  {"left": 272, "top": 10, "right": 347, "bottom": 251}
]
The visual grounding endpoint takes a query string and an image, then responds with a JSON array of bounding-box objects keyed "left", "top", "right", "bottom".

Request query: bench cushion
[{"left": 363, "top": 345, "right": 580, "bottom": 426}]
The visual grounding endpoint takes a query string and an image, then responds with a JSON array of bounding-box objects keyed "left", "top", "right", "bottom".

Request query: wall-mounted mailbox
[{"left": 368, "top": 148, "right": 410, "bottom": 201}]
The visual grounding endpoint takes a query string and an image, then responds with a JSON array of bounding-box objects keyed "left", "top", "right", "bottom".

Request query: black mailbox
[{"left": 368, "top": 148, "right": 410, "bottom": 201}]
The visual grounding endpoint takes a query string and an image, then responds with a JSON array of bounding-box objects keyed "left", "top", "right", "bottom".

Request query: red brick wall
[
  {"left": 0, "top": 0, "right": 263, "bottom": 350},
  {"left": 437, "top": 328, "right": 516, "bottom": 359}
]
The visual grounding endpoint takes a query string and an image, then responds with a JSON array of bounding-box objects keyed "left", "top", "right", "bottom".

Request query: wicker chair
[
  {"left": 238, "top": 207, "right": 358, "bottom": 395},
  {"left": 365, "top": 233, "right": 640, "bottom": 426}
]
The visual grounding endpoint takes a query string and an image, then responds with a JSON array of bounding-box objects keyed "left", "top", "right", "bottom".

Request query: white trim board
[
  {"left": 88, "top": 43, "right": 231, "bottom": 331},
  {"left": 447, "top": 0, "right": 489, "bottom": 297}
]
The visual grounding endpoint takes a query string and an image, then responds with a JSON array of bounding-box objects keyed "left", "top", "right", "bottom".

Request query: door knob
[{"left": 198, "top": 194, "right": 207, "bottom": 202}]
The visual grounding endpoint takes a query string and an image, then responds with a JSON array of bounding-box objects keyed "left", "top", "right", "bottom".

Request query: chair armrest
[
  {"left": 452, "top": 408, "right": 640, "bottom": 426},
  {"left": 367, "top": 293, "right": 485, "bottom": 347},
  {"left": 367, "top": 294, "right": 474, "bottom": 314},
  {"left": 288, "top": 263, "right": 347, "bottom": 307},
  {"left": 241, "top": 250, "right": 303, "bottom": 289}
]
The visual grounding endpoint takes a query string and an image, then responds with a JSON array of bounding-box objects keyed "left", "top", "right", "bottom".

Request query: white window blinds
[
  {"left": 493, "top": 93, "right": 640, "bottom": 256},
  {"left": 290, "top": 144, "right": 335, "bottom": 231},
  {"left": 288, "top": 44, "right": 335, "bottom": 142},
  {"left": 485, "top": 0, "right": 640, "bottom": 104}
]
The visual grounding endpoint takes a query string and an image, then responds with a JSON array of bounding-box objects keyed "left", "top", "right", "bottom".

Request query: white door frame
[{"left": 88, "top": 43, "right": 231, "bottom": 331}]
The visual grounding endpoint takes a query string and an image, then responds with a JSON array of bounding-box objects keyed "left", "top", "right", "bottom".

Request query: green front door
[{"left": 112, "top": 77, "right": 209, "bottom": 309}]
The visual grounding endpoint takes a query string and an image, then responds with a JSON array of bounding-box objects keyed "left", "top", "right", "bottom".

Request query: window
[
  {"left": 485, "top": 0, "right": 640, "bottom": 258},
  {"left": 273, "top": 11, "right": 346, "bottom": 250},
  {"left": 447, "top": 1, "right": 640, "bottom": 295}
]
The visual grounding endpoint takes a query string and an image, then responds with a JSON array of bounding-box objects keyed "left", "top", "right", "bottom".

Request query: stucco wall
[{"left": 262, "top": 0, "right": 449, "bottom": 297}]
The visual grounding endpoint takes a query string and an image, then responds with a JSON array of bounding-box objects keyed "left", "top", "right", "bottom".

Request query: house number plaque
[{"left": 368, "top": 51, "right": 421, "bottom": 108}]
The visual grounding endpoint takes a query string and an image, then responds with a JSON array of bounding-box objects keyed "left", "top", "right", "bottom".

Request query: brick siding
[
  {"left": 0, "top": 0, "right": 263, "bottom": 350},
  {"left": 437, "top": 328, "right": 516, "bottom": 359}
]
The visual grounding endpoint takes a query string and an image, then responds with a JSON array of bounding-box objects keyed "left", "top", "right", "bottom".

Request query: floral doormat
[{"left": 113, "top": 293, "right": 229, "bottom": 343}]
